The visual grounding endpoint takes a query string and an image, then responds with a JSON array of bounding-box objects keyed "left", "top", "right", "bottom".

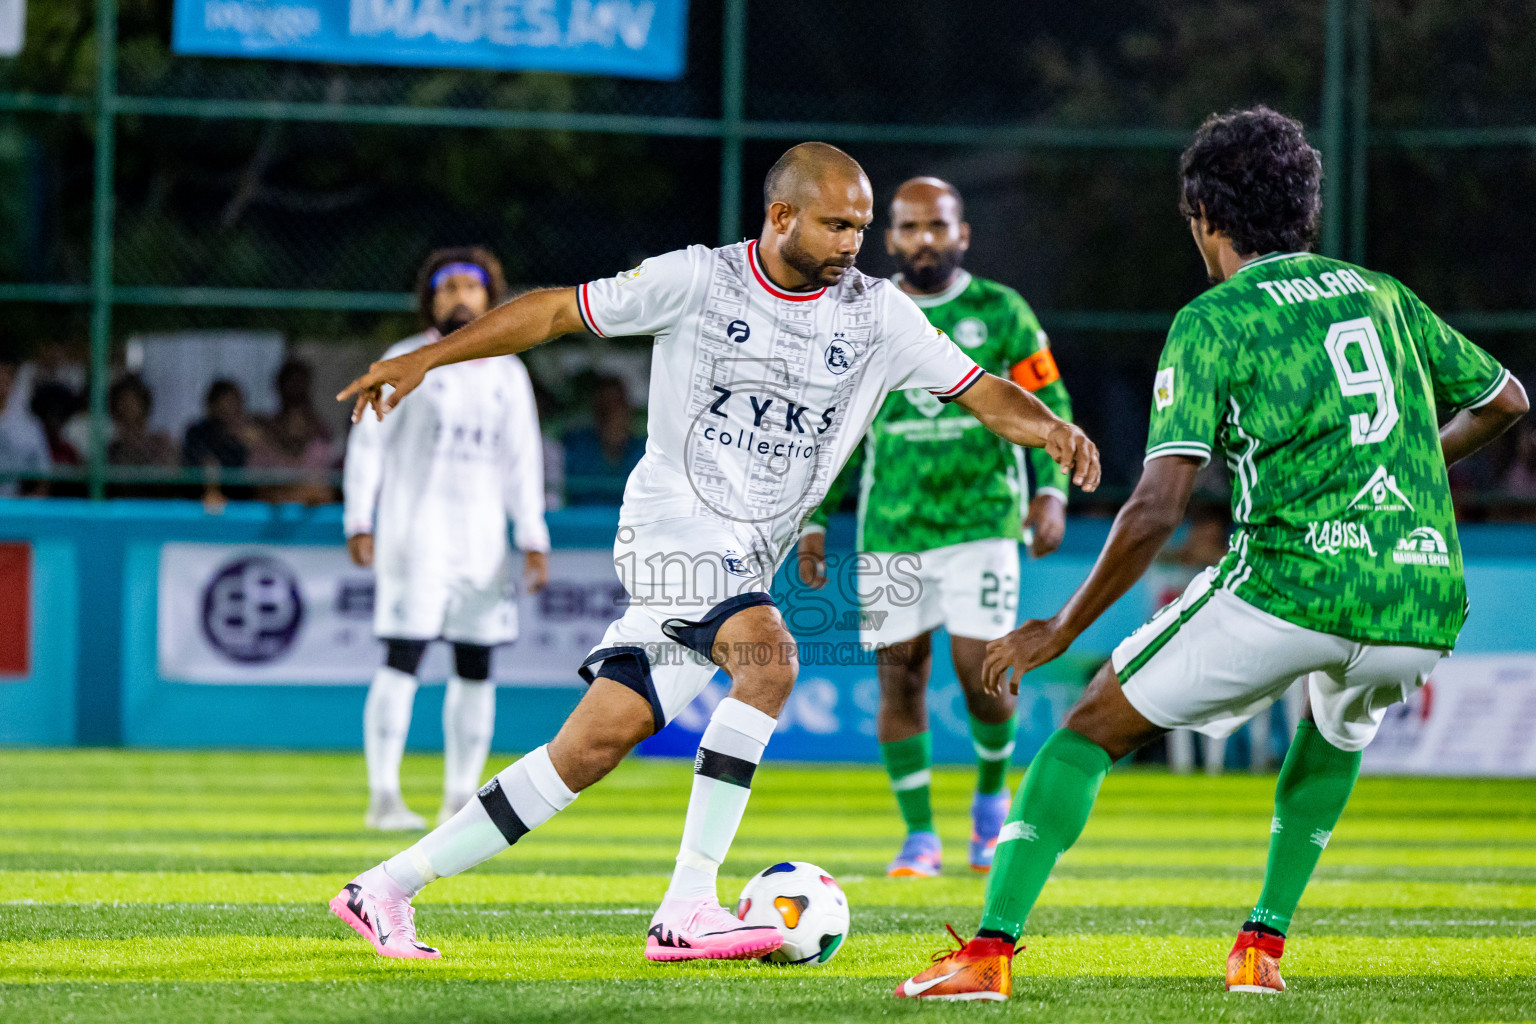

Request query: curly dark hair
[
  {"left": 414, "top": 246, "right": 507, "bottom": 326},
  {"left": 1178, "top": 106, "right": 1322, "bottom": 257}
]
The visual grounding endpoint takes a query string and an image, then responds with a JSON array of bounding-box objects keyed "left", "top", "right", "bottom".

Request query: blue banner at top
[{"left": 172, "top": 0, "right": 689, "bottom": 80}]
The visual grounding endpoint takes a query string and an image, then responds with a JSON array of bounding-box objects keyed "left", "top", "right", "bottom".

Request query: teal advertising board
[{"left": 173, "top": 0, "right": 689, "bottom": 80}]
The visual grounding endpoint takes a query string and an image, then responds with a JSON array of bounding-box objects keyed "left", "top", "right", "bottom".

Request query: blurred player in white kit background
[{"left": 343, "top": 247, "right": 551, "bottom": 830}]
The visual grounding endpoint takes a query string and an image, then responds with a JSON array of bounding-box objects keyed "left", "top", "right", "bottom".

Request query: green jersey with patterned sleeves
[
  {"left": 811, "top": 272, "right": 1074, "bottom": 552},
  {"left": 1149, "top": 250, "right": 1509, "bottom": 650}
]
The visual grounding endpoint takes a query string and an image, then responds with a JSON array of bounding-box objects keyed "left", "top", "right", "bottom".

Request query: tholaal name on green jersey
[{"left": 1253, "top": 267, "right": 1378, "bottom": 307}]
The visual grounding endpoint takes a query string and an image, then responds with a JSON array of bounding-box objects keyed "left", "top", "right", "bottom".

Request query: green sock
[
  {"left": 970, "top": 714, "right": 1017, "bottom": 796},
  {"left": 1249, "top": 721, "right": 1361, "bottom": 933},
  {"left": 880, "top": 732, "right": 934, "bottom": 835},
  {"left": 978, "top": 728, "right": 1111, "bottom": 941}
]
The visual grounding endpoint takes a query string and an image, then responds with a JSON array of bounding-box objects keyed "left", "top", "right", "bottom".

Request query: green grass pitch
[{"left": 2, "top": 750, "right": 1534, "bottom": 1023}]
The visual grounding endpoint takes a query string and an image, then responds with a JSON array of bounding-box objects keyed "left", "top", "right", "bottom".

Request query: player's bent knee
[
  {"left": 1062, "top": 663, "right": 1162, "bottom": 761},
  {"left": 721, "top": 644, "right": 797, "bottom": 718},
  {"left": 731, "top": 653, "right": 797, "bottom": 705},
  {"left": 703, "top": 597, "right": 800, "bottom": 708}
]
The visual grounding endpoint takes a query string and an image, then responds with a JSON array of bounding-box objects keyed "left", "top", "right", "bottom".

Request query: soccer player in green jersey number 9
[
  {"left": 897, "top": 107, "right": 1528, "bottom": 1002},
  {"left": 797, "top": 177, "right": 1076, "bottom": 878}
]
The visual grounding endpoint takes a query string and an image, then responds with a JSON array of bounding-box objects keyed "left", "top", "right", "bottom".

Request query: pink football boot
[
  {"left": 329, "top": 868, "right": 441, "bottom": 960},
  {"left": 644, "top": 895, "right": 784, "bottom": 962}
]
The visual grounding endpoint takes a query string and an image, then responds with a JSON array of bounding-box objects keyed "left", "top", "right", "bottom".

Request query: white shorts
[
  {"left": 1112, "top": 569, "right": 1445, "bottom": 753},
  {"left": 374, "top": 555, "right": 518, "bottom": 646},
  {"left": 581, "top": 516, "right": 791, "bottom": 730},
  {"left": 857, "top": 537, "right": 1021, "bottom": 647}
]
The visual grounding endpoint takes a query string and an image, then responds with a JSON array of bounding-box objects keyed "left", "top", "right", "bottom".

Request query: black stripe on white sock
[
  {"left": 476, "top": 776, "right": 530, "bottom": 845},
  {"left": 695, "top": 747, "right": 757, "bottom": 788}
]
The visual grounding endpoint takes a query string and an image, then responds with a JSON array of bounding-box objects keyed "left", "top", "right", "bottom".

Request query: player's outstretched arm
[
  {"left": 954, "top": 373, "right": 1102, "bottom": 493},
  {"left": 981, "top": 455, "right": 1201, "bottom": 696},
  {"left": 337, "top": 287, "right": 585, "bottom": 423},
  {"left": 1440, "top": 375, "right": 1528, "bottom": 466}
]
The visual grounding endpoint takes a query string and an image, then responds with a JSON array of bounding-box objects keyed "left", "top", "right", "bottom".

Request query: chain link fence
[{"left": 1, "top": 0, "right": 1533, "bottom": 511}]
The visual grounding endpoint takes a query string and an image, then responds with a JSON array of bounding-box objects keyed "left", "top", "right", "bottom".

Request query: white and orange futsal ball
[{"left": 735, "top": 861, "right": 851, "bottom": 965}]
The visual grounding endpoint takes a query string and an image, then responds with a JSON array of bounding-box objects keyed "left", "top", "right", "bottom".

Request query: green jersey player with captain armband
[{"left": 798, "top": 177, "right": 1077, "bottom": 876}]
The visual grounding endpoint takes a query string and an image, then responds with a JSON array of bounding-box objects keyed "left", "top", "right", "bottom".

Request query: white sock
[
  {"left": 383, "top": 744, "right": 577, "bottom": 896},
  {"left": 1167, "top": 729, "right": 1194, "bottom": 774},
  {"left": 1203, "top": 734, "right": 1228, "bottom": 776},
  {"left": 364, "top": 666, "right": 418, "bottom": 797},
  {"left": 443, "top": 677, "right": 496, "bottom": 802},
  {"left": 664, "top": 697, "right": 777, "bottom": 905}
]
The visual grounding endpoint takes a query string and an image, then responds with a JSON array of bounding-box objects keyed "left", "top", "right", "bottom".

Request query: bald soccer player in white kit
[
  {"left": 344, "top": 247, "right": 551, "bottom": 831},
  {"left": 329, "top": 144, "right": 1101, "bottom": 965}
]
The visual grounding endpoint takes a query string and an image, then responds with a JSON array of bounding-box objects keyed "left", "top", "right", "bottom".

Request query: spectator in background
[
  {"left": 107, "top": 374, "right": 178, "bottom": 468},
  {"left": 561, "top": 374, "right": 644, "bottom": 505},
  {"left": 251, "top": 404, "right": 338, "bottom": 505},
  {"left": 0, "top": 356, "right": 51, "bottom": 497},
  {"left": 267, "top": 359, "right": 333, "bottom": 447},
  {"left": 184, "top": 379, "right": 260, "bottom": 508},
  {"left": 183, "top": 379, "right": 255, "bottom": 470},
  {"left": 2, "top": 341, "right": 88, "bottom": 434},
  {"left": 250, "top": 358, "right": 337, "bottom": 506},
  {"left": 30, "top": 383, "right": 82, "bottom": 467}
]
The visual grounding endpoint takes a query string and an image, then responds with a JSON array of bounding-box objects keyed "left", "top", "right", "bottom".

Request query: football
[{"left": 735, "top": 861, "right": 851, "bottom": 965}]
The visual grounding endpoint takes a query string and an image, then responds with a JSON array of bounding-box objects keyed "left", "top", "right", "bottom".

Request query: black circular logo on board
[
  {"left": 727, "top": 319, "right": 751, "bottom": 344},
  {"left": 201, "top": 556, "right": 304, "bottom": 663}
]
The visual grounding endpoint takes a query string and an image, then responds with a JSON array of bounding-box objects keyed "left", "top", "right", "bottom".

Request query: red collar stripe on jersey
[
  {"left": 577, "top": 282, "right": 606, "bottom": 336},
  {"left": 746, "top": 240, "right": 827, "bottom": 302},
  {"left": 934, "top": 364, "right": 984, "bottom": 403}
]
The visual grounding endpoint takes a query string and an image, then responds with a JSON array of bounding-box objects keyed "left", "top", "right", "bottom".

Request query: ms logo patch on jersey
[
  {"left": 1393, "top": 526, "right": 1450, "bottom": 567},
  {"left": 952, "top": 317, "right": 988, "bottom": 349},
  {"left": 1154, "top": 367, "right": 1175, "bottom": 410},
  {"left": 824, "top": 338, "right": 853, "bottom": 375},
  {"left": 201, "top": 556, "right": 304, "bottom": 663},
  {"left": 727, "top": 319, "right": 751, "bottom": 344}
]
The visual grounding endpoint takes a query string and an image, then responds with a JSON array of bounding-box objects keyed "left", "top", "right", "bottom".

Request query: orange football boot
[
  {"left": 894, "top": 925, "right": 1015, "bottom": 1002},
  {"left": 1225, "top": 929, "right": 1286, "bottom": 993}
]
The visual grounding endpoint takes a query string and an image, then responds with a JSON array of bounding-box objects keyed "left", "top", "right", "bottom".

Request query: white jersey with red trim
[{"left": 577, "top": 240, "right": 982, "bottom": 555}]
